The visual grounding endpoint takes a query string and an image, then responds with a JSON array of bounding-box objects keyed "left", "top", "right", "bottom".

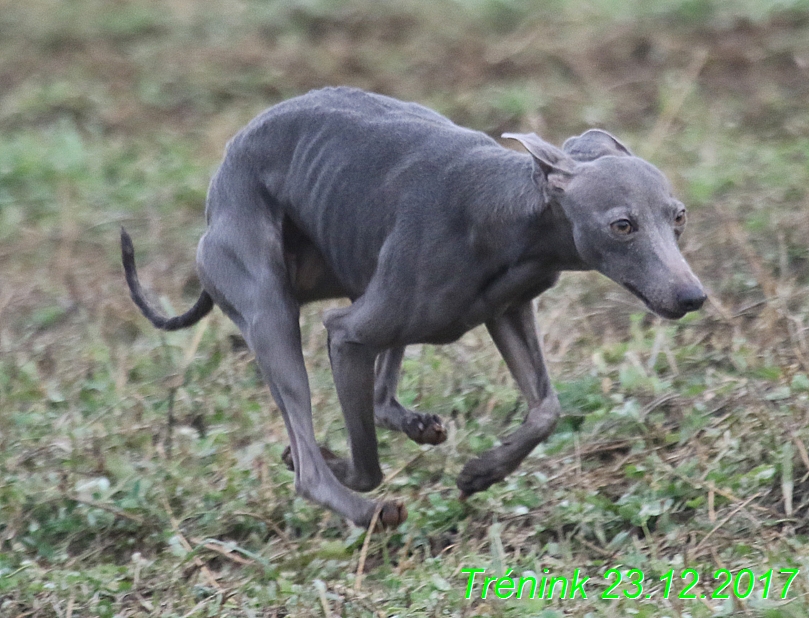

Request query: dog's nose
[{"left": 677, "top": 286, "right": 707, "bottom": 313}]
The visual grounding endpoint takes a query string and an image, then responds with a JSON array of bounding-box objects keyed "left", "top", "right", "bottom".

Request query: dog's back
[
  {"left": 222, "top": 86, "right": 499, "bottom": 217},
  {"left": 207, "top": 87, "right": 528, "bottom": 297}
]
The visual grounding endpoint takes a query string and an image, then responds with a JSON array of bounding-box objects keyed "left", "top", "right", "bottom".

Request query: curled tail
[{"left": 121, "top": 227, "right": 213, "bottom": 331}]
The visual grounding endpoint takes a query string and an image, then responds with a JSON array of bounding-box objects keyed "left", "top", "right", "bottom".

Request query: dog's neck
[
  {"left": 532, "top": 199, "right": 589, "bottom": 271},
  {"left": 503, "top": 177, "right": 588, "bottom": 274},
  {"left": 463, "top": 149, "right": 589, "bottom": 275}
]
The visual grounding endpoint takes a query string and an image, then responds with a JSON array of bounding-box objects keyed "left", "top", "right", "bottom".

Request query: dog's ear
[
  {"left": 502, "top": 132, "right": 574, "bottom": 192},
  {"left": 562, "top": 129, "right": 633, "bottom": 162}
]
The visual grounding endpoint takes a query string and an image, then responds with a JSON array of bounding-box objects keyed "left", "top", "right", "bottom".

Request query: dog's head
[{"left": 504, "top": 129, "right": 705, "bottom": 319}]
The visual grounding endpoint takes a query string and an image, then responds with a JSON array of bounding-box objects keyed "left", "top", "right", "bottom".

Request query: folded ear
[
  {"left": 562, "top": 129, "right": 633, "bottom": 162},
  {"left": 502, "top": 132, "right": 574, "bottom": 192}
]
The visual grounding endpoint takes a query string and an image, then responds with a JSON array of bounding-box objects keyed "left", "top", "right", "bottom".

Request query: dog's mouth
[{"left": 622, "top": 281, "right": 687, "bottom": 320}]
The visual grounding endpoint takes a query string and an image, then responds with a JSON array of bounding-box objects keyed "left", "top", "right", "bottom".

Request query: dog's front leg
[
  {"left": 374, "top": 347, "right": 447, "bottom": 445},
  {"left": 323, "top": 305, "right": 408, "bottom": 527},
  {"left": 457, "top": 300, "right": 560, "bottom": 497}
]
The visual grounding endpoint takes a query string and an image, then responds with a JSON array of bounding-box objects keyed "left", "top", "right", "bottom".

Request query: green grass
[{"left": 3, "top": 0, "right": 809, "bottom": 616}]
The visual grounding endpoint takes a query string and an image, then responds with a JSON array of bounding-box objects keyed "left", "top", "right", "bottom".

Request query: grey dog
[{"left": 121, "top": 87, "right": 705, "bottom": 528}]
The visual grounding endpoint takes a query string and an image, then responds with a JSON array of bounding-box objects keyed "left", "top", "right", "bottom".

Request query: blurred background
[{"left": 2, "top": 0, "right": 809, "bottom": 615}]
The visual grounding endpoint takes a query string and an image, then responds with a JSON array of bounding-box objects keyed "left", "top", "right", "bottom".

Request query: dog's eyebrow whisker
[{"left": 122, "top": 86, "right": 705, "bottom": 528}]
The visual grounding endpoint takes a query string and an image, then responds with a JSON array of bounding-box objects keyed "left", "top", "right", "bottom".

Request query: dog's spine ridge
[{"left": 120, "top": 227, "right": 213, "bottom": 331}]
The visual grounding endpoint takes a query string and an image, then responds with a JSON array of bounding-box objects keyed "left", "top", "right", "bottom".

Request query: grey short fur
[{"left": 122, "top": 87, "right": 705, "bottom": 528}]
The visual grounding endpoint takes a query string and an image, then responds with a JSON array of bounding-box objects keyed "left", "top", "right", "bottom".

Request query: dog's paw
[
  {"left": 281, "top": 444, "right": 342, "bottom": 471},
  {"left": 281, "top": 445, "right": 295, "bottom": 470},
  {"left": 403, "top": 413, "right": 447, "bottom": 445},
  {"left": 377, "top": 501, "right": 408, "bottom": 529},
  {"left": 456, "top": 456, "right": 512, "bottom": 499}
]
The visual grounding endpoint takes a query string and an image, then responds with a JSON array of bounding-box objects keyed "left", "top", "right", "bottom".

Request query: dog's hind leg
[
  {"left": 373, "top": 347, "right": 447, "bottom": 445},
  {"left": 197, "top": 212, "right": 399, "bottom": 527},
  {"left": 457, "top": 300, "right": 560, "bottom": 497}
]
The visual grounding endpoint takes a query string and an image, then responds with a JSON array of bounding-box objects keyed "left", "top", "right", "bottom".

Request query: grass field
[{"left": 3, "top": 0, "right": 809, "bottom": 615}]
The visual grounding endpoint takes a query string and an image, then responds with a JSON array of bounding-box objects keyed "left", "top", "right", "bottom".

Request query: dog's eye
[
  {"left": 611, "top": 219, "right": 634, "bottom": 235},
  {"left": 674, "top": 210, "right": 687, "bottom": 226}
]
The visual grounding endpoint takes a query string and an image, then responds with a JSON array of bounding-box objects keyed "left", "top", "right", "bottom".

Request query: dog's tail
[{"left": 121, "top": 227, "right": 213, "bottom": 331}]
